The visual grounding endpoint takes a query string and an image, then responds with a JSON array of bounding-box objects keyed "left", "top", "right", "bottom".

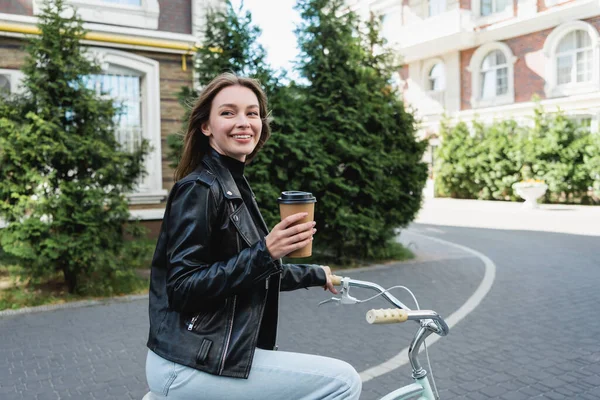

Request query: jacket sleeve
[
  {"left": 165, "top": 180, "right": 281, "bottom": 313},
  {"left": 280, "top": 263, "right": 327, "bottom": 292}
]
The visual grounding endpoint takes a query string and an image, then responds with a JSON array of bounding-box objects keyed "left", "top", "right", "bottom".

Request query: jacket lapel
[{"left": 202, "top": 149, "right": 265, "bottom": 247}]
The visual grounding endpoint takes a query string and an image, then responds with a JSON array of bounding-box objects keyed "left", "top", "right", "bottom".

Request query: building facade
[
  {"left": 0, "top": 0, "right": 221, "bottom": 234},
  {"left": 349, "top": 0, "right": 600, "bottom": 177}
]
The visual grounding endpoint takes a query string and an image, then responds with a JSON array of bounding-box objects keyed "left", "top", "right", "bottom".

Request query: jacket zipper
[
  {"left": 219, "top": 295, "right": 237, "bottom": 374},
  {"left": 187, "top": 315, "right": 200, "bottom": 331},
  {"left": 274, "top": 271, "right": 282, "bottom": 350}
]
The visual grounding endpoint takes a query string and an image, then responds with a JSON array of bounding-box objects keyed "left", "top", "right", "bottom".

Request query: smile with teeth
[{"left": 232, "top": 134, "right": 252, "bottom": 139}]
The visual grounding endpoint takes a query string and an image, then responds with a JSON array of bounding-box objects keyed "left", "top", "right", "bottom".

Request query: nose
[{"left": 236, "top": 114, "right": 250, "bottom": 128}]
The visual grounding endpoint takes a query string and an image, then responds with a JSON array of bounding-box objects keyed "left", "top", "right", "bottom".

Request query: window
[
  {"left": 472, "top": 0, "right": 513, "bottom": 23},
  {"left": 86, "top": 48, "right": 166, "bottom": 204},
  {"left": 429, "top": 0, "right": 446, "bottom": 17},
  {"left": 378, "top": 8, "right": 402, "bottom": 45},
  {"left": 543, "top": 21, "right": 600, "bottom": 98},
  {"left": 480, "top": 0, "right": 511, "bottom": 16},
  {"left": 480, "top": 50, "right": 508, "bottom": 98},
  {"left": 428, "top": 64, "right": 446, "bottom": 91},
  {"left": 468, "top": 42, "right": 516, "bottom": 108},
  {"left": 0, "top": 74, "right": 10, "bottom": 98},
  {"left": 556, "top": 30, "right": 593, "bottom": 85},
  {"left": 0, "top": 69, "right": 25, "bottom": 98},
  {"left": 84, "top": 71, "right": 143, "bottom": 155},
  {"left": 33, "top": 0, "right": 159, "bottom": 30}
]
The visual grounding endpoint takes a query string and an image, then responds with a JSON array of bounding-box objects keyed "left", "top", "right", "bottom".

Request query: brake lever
[
  {"left": 318, "top": 297, "right": 341, "bottom": 307},
  {"left": 318, "top": 279, "right": 360, "bottom": 306}
]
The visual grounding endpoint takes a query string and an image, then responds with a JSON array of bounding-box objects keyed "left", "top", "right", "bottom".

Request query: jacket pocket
[{"left": 196, "top": 338, "right": 213, "bottom": 365}]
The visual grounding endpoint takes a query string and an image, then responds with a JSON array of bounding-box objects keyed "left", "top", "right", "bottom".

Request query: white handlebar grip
[{"left": 366, "top": 308, "right": 409, "bottom": 324}]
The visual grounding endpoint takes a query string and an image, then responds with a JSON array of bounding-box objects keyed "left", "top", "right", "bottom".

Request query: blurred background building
[{"left": 349, "top": 0, "right": 600, "bottom": 186}]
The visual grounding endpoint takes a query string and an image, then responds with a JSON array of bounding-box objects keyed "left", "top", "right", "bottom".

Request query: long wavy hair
[{"left": 174, "top": 73, "right": 271, "bottom": 181}]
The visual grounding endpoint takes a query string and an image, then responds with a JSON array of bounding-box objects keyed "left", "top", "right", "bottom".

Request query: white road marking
[{"left": 359, "top": 230, "right": 497, "bottom": 382}]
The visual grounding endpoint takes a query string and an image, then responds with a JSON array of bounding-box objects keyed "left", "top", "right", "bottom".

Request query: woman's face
[{"left": 201, "top": 85, "right": 262, "bottom": 162}]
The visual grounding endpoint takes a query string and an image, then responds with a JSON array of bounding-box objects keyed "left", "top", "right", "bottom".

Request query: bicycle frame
[{"left": 379, "top": 376, "right": 434, "bottom": 400}]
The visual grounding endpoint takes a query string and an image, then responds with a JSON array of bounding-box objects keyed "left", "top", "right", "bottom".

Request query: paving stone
[{"left": 1, "top": 225, "right": 600, "bottom": 399}]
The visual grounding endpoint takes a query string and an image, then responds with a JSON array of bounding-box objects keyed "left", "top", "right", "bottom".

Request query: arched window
[
  {"left": 86, "top": 49, "right": 167, "bottom": 204},
  {"left": 543, "top": 21, "right": 600, "bottom": 97},
  {"left": 428, "top": 63, "right": 446, "bottom": 91},
  {"left": 480, "top": 50, "right": 508, "bottom": 99},
  {"left": 468, "top": 42, "right": 516, "bottom": 108},
  {"left": 556, "top": 30, "right": 593, "bottom": 85}
]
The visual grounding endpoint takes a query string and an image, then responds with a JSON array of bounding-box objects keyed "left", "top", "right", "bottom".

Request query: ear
[{"left": 201, "top": 121, "right": 211, "bottom": 137}]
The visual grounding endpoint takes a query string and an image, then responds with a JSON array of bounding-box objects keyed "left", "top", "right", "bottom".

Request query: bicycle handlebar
[{"left": 330, "top": 275, "right": 450, "bottom": 336}]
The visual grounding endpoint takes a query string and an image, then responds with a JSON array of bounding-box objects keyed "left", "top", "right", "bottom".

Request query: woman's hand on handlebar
[
  {"left": 320, "top": 265, "right": 338, "bottom": 294},
  {"left": 266, "top": 212, "right": 315, "bottom": 260}
]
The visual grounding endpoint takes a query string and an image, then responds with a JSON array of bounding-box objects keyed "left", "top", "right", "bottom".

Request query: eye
[
  {"left": 220, "top": 110, "right": 234, "bottom": 116},
  {"left": 248, "top": 111, "right": 259, "bottom": 116}
]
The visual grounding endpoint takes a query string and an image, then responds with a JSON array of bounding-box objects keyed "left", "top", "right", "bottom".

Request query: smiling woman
[{"left": 144, "top": 72, "right": 361, "bottom": 399}]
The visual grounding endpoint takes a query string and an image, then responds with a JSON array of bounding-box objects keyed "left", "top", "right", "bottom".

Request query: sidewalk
[{"left": 415, "top": 197, "right": 600, "bottom": 237}]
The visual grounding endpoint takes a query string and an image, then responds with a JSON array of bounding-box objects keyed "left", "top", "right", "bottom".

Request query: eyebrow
[{"left": 218, "top": 103, "right": 259, "bottom": 109}]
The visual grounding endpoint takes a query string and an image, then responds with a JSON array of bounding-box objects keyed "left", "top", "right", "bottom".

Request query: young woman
[{"left": 145, "top": 73, "right": 362, "bottom": 399}]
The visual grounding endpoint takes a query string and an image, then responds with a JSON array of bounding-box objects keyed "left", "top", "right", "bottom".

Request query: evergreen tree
[
  {"left": 0, "top": 0, "right": 149, "bottom": 293},
  {"left": 293, "top": 0, "right": 427, "bottom": 261}
]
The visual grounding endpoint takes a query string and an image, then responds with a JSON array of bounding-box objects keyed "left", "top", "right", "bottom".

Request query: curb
[{"left": 0, "top": 293, "right": 148, "bottom": 318}]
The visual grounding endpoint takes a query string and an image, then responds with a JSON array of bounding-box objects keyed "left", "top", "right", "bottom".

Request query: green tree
[
  {"left": 293, "top": 0, "right": 427, "bottom": 261},
  {"left": 0, "top": 0, "right": 149, "bottom": 293}
]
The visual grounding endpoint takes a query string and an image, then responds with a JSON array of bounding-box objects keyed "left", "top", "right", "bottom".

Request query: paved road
[{"left": 1, "top": 223, "right": 599, "bottom": 399}]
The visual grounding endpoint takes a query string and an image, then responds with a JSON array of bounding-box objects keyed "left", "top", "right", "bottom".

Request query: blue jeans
[{"left": 146, "top": 348, "right": 362, "bottom": 400}]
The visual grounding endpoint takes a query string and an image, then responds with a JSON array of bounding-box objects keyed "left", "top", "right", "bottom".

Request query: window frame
[
  {"left": 33, "top": 0, "right": 160, "bottom": 30},
  {"left": 480, "top": 50, "right": 509, "bottom": 99},
  {"left": 543, "top": 21, "right": 600, "bottom": 98},
  {"left": 86, "top": 48, "right": 166, "bottom": 204},
  {"left": 467, "top": 42, "right": 517, "bottom": 109}
]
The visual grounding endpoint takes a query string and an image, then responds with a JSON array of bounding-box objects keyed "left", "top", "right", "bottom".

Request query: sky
[{"left": 230, "top": 0, "right": 302, "bottom": 74}]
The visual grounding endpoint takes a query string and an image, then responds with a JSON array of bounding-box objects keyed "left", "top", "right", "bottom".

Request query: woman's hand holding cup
[{"left": 266, "top": 212, "right": 316, "bottom": 260}]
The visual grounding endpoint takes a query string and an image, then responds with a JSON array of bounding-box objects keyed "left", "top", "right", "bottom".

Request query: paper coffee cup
[{"left": 277, "top": 191, "right": 317, "bottom": 258}]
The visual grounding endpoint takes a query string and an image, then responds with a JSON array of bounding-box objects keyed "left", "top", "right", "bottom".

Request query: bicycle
[
  {"left": 320, "top": 275, "right": 450, "bottom": 400},
  {"left": 142, "top": 274, "right": 449, "bottom": 400}
]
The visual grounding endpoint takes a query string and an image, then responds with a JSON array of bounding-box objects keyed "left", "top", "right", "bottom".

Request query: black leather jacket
[{"left": 146, "top": 149, "right": 327, "bottom": 379}]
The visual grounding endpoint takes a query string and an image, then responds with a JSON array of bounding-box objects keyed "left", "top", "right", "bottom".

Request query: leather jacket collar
[{"left": 201, "top": 148, "right": 270, "bottom": 234}]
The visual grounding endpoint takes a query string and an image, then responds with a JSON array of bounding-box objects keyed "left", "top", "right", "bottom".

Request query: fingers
[
  {"left": 327, "top": 282, "right": 338, "bottom": 295},
  {"left": 279, "top": 212, "right": 310, "bottom": 229}
]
